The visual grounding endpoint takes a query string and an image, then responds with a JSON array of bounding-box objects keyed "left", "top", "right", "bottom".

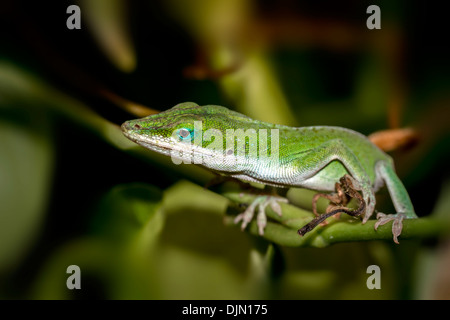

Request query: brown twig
[{"left": 298, "top": 175, "right": 366, "bottom": 236}]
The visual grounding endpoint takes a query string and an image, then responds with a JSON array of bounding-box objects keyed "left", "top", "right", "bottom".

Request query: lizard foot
[
  {"left": 234, "top": 195, "right": 288, "bottom": 235},
  {"left": 374, "top": 212, "right": 406, "bottom": 244}
]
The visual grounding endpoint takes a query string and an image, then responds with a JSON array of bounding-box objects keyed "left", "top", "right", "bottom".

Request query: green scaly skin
[{"left": 121, "top": 102, "right": 417, "bottom": 244}]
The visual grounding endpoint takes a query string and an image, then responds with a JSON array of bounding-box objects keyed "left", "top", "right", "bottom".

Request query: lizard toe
[{"left": 374, "top": 212, "right": 406, "bottom": 244}]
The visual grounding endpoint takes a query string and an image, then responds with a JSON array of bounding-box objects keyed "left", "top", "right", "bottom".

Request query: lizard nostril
[{"left": 134, "top": 124, "right": 142, "bottom": 129}]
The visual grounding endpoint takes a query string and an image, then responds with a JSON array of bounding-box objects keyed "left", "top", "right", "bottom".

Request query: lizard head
[{"left": 121, "top": 102, "right": 277, "bottom": 166}]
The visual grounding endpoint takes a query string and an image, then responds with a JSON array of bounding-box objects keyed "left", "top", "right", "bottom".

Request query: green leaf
[
  {"left": 31, "top": 183, "right": 164, "bottom": 299},
  {"left": 0, "top": 117, "right": 53, "bottom": 274},
  {"left": 81, "top": 0, "right": 136, "bottom": 72},
  {"left": 90, "top": 183, "right": 163, "bottom": 240}
]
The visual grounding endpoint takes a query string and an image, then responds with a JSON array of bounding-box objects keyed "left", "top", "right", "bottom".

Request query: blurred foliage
[{"left": 0, "top": 0, "right": 449, "bottom": 300}]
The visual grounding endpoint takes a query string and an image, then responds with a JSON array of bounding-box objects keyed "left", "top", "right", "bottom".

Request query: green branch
[{"left": 223, "top": 192, "right": 448, "bottom": 247}]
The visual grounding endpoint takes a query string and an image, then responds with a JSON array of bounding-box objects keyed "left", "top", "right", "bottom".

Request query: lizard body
[{"left": 121, "top": 102, "right": 417, "bottom": 243}]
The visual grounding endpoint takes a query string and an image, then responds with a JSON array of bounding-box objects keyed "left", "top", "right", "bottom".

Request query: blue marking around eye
[{"left": 177, "top": 128, "right": 194, "bottom": 141}]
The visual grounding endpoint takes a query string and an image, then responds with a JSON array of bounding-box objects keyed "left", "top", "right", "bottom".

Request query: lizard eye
[{"left": 177, "top": 128, "right": 194, "bottom": 141}]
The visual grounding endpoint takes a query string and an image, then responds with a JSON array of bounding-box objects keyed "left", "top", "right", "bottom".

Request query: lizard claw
[
  {"left": 234, "top": 195, "right": 287, "bottom": 235},
  {"left": 269, "top": 197, "right": 288, "bottom": 217},
  {"left": 361, "top": 188, "right": 376, "bottom": 224},
  {"left": 257, "top": 204, "right": 267, "bottom": 236},
  {"left": 374, "top": 212, "right": 406, "bottom": 244}
]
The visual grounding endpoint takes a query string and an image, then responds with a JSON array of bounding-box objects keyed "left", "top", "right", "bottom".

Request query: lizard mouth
[
  {"left": 122, "top": 130, "right": 173, "bottom": 153},
  {"left": 122, "top": 128, "right": 205, "bottom": 160},
  {"left": 121, "top": 122, "right": 219, "bottom": 162}
]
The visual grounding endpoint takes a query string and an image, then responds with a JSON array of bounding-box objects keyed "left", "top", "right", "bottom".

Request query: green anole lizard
[{"left": 121, "top": 102, "right": 417, "bottom": 244}]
